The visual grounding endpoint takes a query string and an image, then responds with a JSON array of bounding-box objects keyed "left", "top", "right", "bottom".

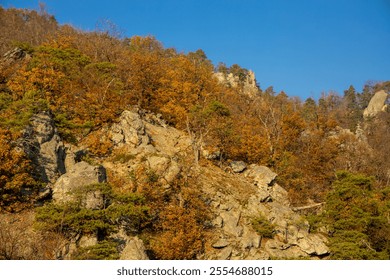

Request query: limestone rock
[
  {"left": 2, "top": 47, "right": 30, "bottom": 63},
  {"left": 61, "top": 108, "right": 329, "bottom": 260},
  {"left": 230, "top": 161, "right": 247, "bottom": 173},
  {"left": 214, "top": 70, "right": 259, "bottom": 98},
  {"left": 217, "top": 246, "right": 233, "bottom": 260},
  {"left": 220, "top": 203, "right": 234, "bottom": 211},
  {"left": 52, "top": 161, "right": 107, "bottom": 209},
  {"left": 110, "top": 110, "right": 149, "bottom": 147},
  {"left": 265, "top": 240, "right": 307, "bottom": 259},
  {"left": 241, "top": 229, "right": 261, "bottom": 249},
  {"left": 120, "top": 237, "right": 149, "bottom": 260},
  {"left": 212, "top": 216, "right": 223, "bottom": 228},
  {"left": 147, "top": 155, "right": 181, "bottom": 184},
  {"left": 355, "top": 123, "right": 367, "bottom": 142},
  {"left": 241, "top": 168, "right": 329, "bottom": 260},
  {"left": 21, "top": 112, "right": 66, "bottom": 183},
  {"left": 244, "top": 165, "right": 277, "bottom": 187},
  {"left": 245, "top": 194, "right": 270, "bottom": 217},
  {"left": 78, "top": 235, "right": 98, "bottom": 248},
  {"left": 144, "top": 120, "right": 191, "bottom": 157},
  {"left": 215, "top": 72, "right": 239, "bottom": 88},
  {"left": 63, "top": 144, "right": 89, "bottom": 172},
  {"left": 29, "top": 113, "right": 56, "bottom": 144},
  {"left": 212, "top": 239, "right": 229, "bottom": 248},
  {"left": 257, "top": 186, "right": 272, "bottom": 203},
  {"left": 220, "top": 210, "right": 242, "bottom": 237},
  {"left": 270, "top": 184, "right": 289, "bottom": 205},
  {"left": 363, "top": 90, "right": 389, "bottom": 118},
  {"left": 202, "top": 149, "right": 222, "bottom": 160},
  {"left": 297, "top": 234, "right": 329, "bottom": 256}
]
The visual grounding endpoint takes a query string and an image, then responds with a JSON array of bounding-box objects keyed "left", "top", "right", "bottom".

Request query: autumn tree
[
  {"left": 0, "top": 5, "right": 58, "bottom": 55},
  {"left": 302, "top": 97, "right": 318, "bottom": 124},
  {"left": 155, "top": 49, "right": 217, "bottom": 128},
  {"left": 187, "top": 100, "right": 233, "bottom": 165},
  {"left": 247, "top": 91, "right": 305, "bottom": 166},
  {"left": 149, "top": 183, "right": 209, "bottom": 260},
  {"left": 0, "top": 212, "right": 65, "bottom": 259},
  {"left": 0, "top": 129, "right": 37, "bottom": 211},
  {"left": 121, "top": 36, "right": 165, "bottom": 109}
]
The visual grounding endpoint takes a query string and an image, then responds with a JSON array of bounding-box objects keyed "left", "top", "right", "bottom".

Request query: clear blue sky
[{"left": 2, "top": 0, "right": 390, "bottom": 99}]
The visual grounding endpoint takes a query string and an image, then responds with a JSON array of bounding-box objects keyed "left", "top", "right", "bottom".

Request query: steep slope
[
  {"left": 100, "top": 109, "right": 329, "bottom": 259},
  {"left": 14, "top": 108, "right": 329, "bottom": 260}
]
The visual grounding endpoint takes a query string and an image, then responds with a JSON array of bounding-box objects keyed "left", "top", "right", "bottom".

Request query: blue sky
[{"left": 2, "top": 0, "right": 390, "bottom": 99}]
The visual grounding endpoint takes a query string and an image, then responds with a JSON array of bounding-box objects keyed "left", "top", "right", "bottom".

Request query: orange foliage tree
[
  {"left": 0, "top": 129, "right": 37, "bottom": 211},
  {"left": 149, "top": 185, "right": 209, "bottom": 260}
]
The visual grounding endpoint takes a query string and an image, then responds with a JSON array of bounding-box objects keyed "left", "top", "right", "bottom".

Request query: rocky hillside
[
  {"left": 0, "top": 6, "right": 389, "bottom": 260},
  {"left": 1, "top": 107, "right": 329, "bottom": 260},
  {"left": 105, "top": 109, "right": 329, "bottom": 260}
]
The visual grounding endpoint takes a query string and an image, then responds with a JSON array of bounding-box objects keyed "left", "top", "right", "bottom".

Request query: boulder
[
  {"left": 212, "top": 239, "right": 229, "bottom": 249},
  {"left": 120, "top": 237, "right": 149, "bottom": 260},
  {"left": 244, "top": 165, "right": 277, "bottom": 187},
  {"left": 363, "top": 90, "right": 389, "bottom": 118},
  {"left": 78, "top": 235, "right": 98, "bottom": 248},
  {"left": 297, "top": 234, "right": 329, "bottom": 256},
  {"left": 217, "top": 246, "right": 233, "bottom": 260},
  {"left": 220, "top": 210, "right": 242, "bottom": 237},
  {"left": 230, "top": 161, "right": 247, "bottom": 173},
  {"left": 52, "top": 161, "right": 107, "bottom": 209}
]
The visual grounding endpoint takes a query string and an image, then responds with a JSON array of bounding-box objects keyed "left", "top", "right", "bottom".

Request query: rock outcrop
[
  {"left": 244, "top": 165, "right": 277, "bottom": 187},
  {"left": 104, "top": 109, "right": 329, "bottom": 260},
  {"left": 20, "top": 112, "right": 66, "bottom": 183},
  {"left": 2, "top": 47, "right": 31, "bottom": 64},
  {"left": 110, "top": 110, "right": 150, "bottom": 147},
  {"left": 230, "top": 161, "right": 247, "bottom": 173},
  {"left": 363, "top": 90, "right": 389, "bottom": 118},
  {"left": 104, "top": 109, "right": 190, "bottom": 193},
  {"left": 214, "top": 70, "right": 259, "bottom": 98},
  {"left": 52, "top": 161, "right": 107, "bottom": 209},
  {"left": 119, "top": 236, "right": 149, "bottom": 260},
  {"left": 200, "top": 163, "right": 329, "bottom": 260}
]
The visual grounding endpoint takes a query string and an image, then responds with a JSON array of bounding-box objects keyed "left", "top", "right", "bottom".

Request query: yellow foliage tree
[{"left": 0, "top": 129, "right": 37, "bottom": 211}]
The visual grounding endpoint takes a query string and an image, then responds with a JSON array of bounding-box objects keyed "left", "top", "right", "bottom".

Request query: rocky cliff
[
  {"left": 25, "top": 108, "right": 328, "bottom": 259},
  {"left": 214, "top": 70, "right": 259, "bottom": 98},
  {"left": 363, "top": 90, "right": 389, "bottom": 118}
]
